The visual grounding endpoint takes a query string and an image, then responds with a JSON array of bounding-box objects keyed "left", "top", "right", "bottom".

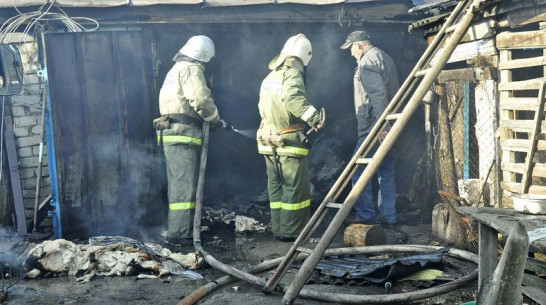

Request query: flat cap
[{"left": 340, "top": 30, "right": 371, "bottom": 49}]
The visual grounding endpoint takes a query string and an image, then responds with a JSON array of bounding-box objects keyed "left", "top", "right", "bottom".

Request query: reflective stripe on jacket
[
  {"left": 257, "top": 56, "right": 320, "bottom": 157},
  {"left": 158, "top": 59, "right": 220, "bottom": 143}
]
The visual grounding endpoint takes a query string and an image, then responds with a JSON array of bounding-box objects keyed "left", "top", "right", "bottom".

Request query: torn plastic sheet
[{"left": 294, "top": 247, "right": 455, "bottom": 284}]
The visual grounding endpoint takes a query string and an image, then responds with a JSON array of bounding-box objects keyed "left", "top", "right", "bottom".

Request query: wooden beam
[
  {"left": 500, "top": 119, "right": 546, "bottom": 133},
  {"left": 499, "top": 97, "right": 540, "bottom": 111},
  {"left": 499, "top": 78, "right": 546, "bottom": 91},
  {"left": 499, "top": 56, "right": 546, "bottom": 71},
  {"left": 507, "top": 4, "right": 546, "bottom": 28},
  {"left": 445, "top": 38, "right": 496, "bottom": 63},
  {"left": 497, "top": 30, "right": 546, "bottom": 49},
  {"left": 501, "top": 138, "right": 546, "bottom": 152},
  {"left": 502, "top": 162, "right": 546, "bottom": 177},
  {"left": 0, "top": 3, "right": 414, "bottom": 25},
  {"left": 501, "top": 182, "right": 546, "bottom": 195},
  {"left": 3, "top": 102, "right": 27, "bottom": 235},
  {"left": 437, "top": 68, "right": 475, "bottom": 83},
  {"left": 459, "top": 19, "right": 496, "bottom": 43},
  {"left": 499, "top": 49, "right": 516, "bottom": 184}
]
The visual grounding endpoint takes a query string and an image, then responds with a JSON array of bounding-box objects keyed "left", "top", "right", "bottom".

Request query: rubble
[
  {"left": 235, "top": 215, "right": 267, "bottom": 233},
  {"left": 24, "top": 236, "right": 203, "bottom": 282}
]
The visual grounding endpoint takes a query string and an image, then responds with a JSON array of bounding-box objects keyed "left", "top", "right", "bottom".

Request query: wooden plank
[
  {"left": 522, "top": 274, "right": 546, "bottom": 305},
  {"left": 437, "top": 67, "right": 475, "bottom": 83},
  {"left": 499, "top": 78, "right": 546, "bottom": 91},
  {"left": 525, "top": 257, "right": 546, "bottom": 274},
  {"left": 500, "top": 120, "right": 546, "bottom": 133},
  {"left": 3, "top": 105, "right": 27, "bottom": 235},
  {"left": 458, "top": 206, "right": 546, "bottom": 253},
  {"left": 498, "top": 56, "right": 546, "bottom": 70},
  {"left": 479, "top": 223, "right": 498, "bottom": 292},
  {"left": 501, "top": 181, "right": 546, "bottom": 195},
  {"left": 499, "top": 49, "right": 516, "bottom": 184},
  {"left": 497, "top": 30, "right": 546, "bottom": 49},
  {"left": 522, "top": 82, "right": 546, "bottom": 193},
  {"left": 502, "top": 162, "right": 546, "bottom": 177},
  {"left": 459, "top": 19, "right": 496, "bottom": 43},
  {"left": 507, "top": 5, "right": 546, "bottom": 28},
  {"left": 446, "top": 38, "right": 496, "bottom": 63},
  {"left": 499, "top": 97, "right": 539, "bottom": 110},
  {"left": 12, "top": 2, "right": 414, "bottom": 25},
  {"left": 501, "top": 138, "right": 546, "bottom": 152}
]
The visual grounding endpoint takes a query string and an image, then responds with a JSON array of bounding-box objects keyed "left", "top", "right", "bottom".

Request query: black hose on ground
[{"left": 184, "top": 122, "right": 479, "bottom": 305}]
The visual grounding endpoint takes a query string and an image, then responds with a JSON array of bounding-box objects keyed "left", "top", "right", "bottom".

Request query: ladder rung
[
  {"left": 415, "top": 68, "right": 430, "bottom": 77},
  {"left": 356, "top": 158, "right": 372, "bottom": 164},
  {"left": 296, "top": 247, "right": 313, "bottom": 254},
  {"left": 326, "top": 202, "right": 343, "bottom": 209},
  {"left": 386, "top": 113, "right": 402, "bottom": 121},
  {"left": 446, "top": 24, "right": 457, "bottom": 33}
]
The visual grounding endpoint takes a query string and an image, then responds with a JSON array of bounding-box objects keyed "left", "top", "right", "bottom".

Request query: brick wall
[{"left": 9, "top": 41, "right": 51, "bottom": 223}]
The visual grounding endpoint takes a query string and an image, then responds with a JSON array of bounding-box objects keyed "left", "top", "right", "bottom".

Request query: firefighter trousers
[
  {"left": 264, "top": 155, "right": 311, "bottom": 238},
  {"left": 164, "top": 143, "right": 199, "bottom": 239}
]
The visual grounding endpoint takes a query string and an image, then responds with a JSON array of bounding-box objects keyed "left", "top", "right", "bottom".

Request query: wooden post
[
  {"left": 477, "top": 222, "right": 528, "bottom": 305},
  {"left": 3, "top": 99, "right": 27, "bottom": 235},
  {"left": 478, "top": 223, "right": 497, "bottom": 291}
]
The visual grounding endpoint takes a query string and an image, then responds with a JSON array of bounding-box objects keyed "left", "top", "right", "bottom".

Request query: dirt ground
[{"left": 2, "top": 215, "right": 479, "bottom": 305}]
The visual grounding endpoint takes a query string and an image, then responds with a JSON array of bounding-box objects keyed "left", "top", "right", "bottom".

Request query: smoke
[{"left": 43, "top": 22, "right": 427, "bottom": 241}]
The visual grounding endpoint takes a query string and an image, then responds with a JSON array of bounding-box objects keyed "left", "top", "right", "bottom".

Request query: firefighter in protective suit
[
  {"left": 257, "top": 34, "right": 323, "bottom": 242},
  {"left": 156, "top": 35, "right": 225, "bottom": 246}
]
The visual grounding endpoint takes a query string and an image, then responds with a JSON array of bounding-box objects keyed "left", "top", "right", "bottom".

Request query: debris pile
[
  {"left": 24, "top": 236, "right": 203, "bottom": 282},
  {"left": 235, "top": 215, "right": 267, "bottom": 233}
]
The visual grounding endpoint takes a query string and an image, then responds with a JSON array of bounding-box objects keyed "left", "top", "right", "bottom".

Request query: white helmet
[
  {"left": 179, "top": 35, "right": 215, "bottom": 63},
  {"left": 281, "top": 33, "right": 312, "bottom": 66}
]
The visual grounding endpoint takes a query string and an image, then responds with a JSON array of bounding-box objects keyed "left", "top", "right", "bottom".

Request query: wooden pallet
[{"left": 498, "top": 30, "right": 546, "bottom": 196}]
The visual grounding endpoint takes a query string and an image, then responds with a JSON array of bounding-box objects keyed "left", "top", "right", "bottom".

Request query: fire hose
[{"left": 184, "top": 121, "right": 478, "bottom": 305}]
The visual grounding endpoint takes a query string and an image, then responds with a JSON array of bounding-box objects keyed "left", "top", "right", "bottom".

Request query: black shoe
[
  {"left": 165, "top": 237, "right": 193, "bottom": 247},
  {"left": 379, "top": 218, "right": 397, "bottom": 228},
  {"left": 345, "top": 216, "right": 377, "bottom": 225},
  {"left": 275, "top": 236, "right": 296, "bottom": 242}
]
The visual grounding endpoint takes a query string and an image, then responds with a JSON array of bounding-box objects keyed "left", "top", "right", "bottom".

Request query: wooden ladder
[{"left": 262, "top": 0, "right": 493, "bottom": 303}]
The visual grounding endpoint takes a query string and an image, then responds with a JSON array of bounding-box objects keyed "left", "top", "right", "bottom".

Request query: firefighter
[
  {"left": 155, "top": 35, "right": 227, "bottom": 246},
  {"left": 256, "top": 34, "right": 323, "bottom": 242}
]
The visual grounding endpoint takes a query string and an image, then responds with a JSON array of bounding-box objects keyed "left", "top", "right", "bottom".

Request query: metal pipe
[
  {"left": 32, "top": 87, "right": 47, "bottom": 232},
  {"left": 192, "top": 122, "right": 274, "bottom": 288}
]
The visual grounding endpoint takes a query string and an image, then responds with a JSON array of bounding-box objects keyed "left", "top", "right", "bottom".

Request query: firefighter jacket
[
  {"left": 354, "top": 45, "right": 399, "bottom": 138},
  {"left": 158, "top": 58, "right": 220, "bottom": 146},
  {"left": 257, "top": 56, "right": 321, "bottom": 157}
]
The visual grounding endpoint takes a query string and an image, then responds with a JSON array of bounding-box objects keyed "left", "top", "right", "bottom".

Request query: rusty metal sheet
[{"left": 43, "top": 31, "right": 161, "bottom": 238}]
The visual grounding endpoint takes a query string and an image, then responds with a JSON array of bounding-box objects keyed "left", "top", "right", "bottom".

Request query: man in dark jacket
[{"left": 341, "top": 30, "right": 399, "bottom": 226}]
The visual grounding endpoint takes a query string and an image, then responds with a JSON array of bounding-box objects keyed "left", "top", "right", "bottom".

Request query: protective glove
[{"left": 212, "top": 119, "right": 232, "bottom": 131}]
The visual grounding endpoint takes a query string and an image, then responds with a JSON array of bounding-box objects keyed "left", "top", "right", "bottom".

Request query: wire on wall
[{"left": 0, "top": 0, "right": 100, "bottom": 44}]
